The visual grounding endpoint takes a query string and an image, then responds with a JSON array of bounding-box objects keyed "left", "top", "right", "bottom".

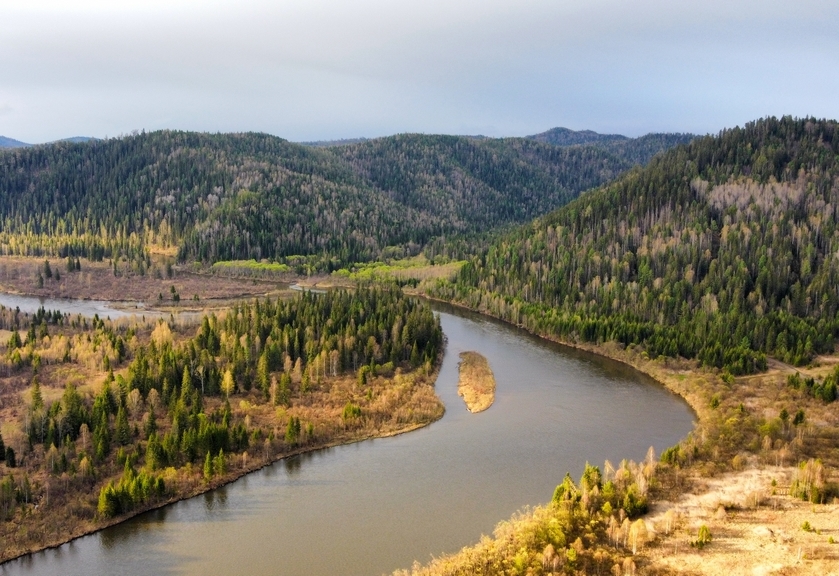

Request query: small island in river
[{"left": 457, "top": 351, "right": 496, "bottom": 413}]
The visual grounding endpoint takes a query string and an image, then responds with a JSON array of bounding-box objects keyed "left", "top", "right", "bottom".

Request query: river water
[
  {"left": 0, "top": 292, "right": 203, "bottom": 324},
  {"left": 1, "top": 301, "right": 694, "bottom": 576},
  {"left": 0, "top": 292, "right": 158, "bottom": 321}
]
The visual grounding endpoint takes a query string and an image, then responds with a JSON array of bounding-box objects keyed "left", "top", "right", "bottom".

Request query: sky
[{"left": 1, "top": 0, "right": 838, "bottom": 143}]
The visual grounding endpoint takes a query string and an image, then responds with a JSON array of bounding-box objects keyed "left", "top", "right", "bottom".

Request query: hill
[
  {"left": 528, "top": 127, "right": 696, "bottom": 165},
  {"left": 0, "top": 136, "right": 30, "bottom": 148},
  {"left": 0, "top": 130, "right": 640, "bottom": 270},
  {"left": 527, "top": 126, "right": 628, "bottom": 146},
  {"left": 59, "top": 136, "right": 97, "bottom": 144},
  {"left": 432, "top": 116, "right": 839, "bottom": 374}
]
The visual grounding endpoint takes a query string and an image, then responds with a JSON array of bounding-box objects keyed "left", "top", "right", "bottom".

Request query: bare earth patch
[
  {"left": 645, "top": 467, "right": 839, "bottom": 575},
  {"left": 457, "top": 351, "right": 496, "bottom": 413}
]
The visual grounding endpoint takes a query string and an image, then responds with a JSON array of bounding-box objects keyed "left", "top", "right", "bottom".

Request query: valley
[{"left": 1, "top": 118, "right": 838, "bottom": 575}]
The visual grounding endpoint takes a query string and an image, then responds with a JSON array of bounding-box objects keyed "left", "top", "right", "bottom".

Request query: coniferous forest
[
  {"left": 0, "top": 130, "right": 686, "bottom": 270},
  {"left": 432, "top": 117, "right": 839, "bottom": 375}
]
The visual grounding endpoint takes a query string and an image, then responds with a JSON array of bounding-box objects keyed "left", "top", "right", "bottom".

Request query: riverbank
[
  {"left": 0, "top": 363, "right": 445, "bottom": 565},
  {"left": 0, "top": 286, "right": 447, "bottom": 567},
  {"left": 456, "top": 351, "right": 495, "bottom": 413},
  {"left": 406, "top": 294, "right": 839, "bottom": 575},
  {"left": 2, "top": 406, "right": 443, "bottom": 564}
]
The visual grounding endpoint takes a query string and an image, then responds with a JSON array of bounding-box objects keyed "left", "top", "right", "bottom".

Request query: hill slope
[
  {"left": 528, "top": 127, "right": 696, "bottom": 165},
  {"left": 0, "top": 131, "right": 639, "bottom": 269},
  {"left": 434, "top": 117, "right": 839, "bottom": 373},
  {"left": 0, "top": 136, "right": 30, "bottom": 148}
]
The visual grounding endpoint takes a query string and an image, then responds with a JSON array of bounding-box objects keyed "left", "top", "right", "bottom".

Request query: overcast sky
[{"left": 1, "top": 0, "right": 837, "bottom": 143}]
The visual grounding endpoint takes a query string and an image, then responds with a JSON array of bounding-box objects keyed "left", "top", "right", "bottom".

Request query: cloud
[{"left": 1, "top": 0, "right": 837, "bottom": 142}]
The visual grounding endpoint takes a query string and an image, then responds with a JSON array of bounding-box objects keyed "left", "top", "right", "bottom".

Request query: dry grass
[
  {"left": 0, "top": 256, "right": 287, "bottom": 306},
  {"left": 456, "top": 351, "right": 496, "bottom": 413},
  {"left": 646, "top": 467, "right": 839, "bottom": 576}
]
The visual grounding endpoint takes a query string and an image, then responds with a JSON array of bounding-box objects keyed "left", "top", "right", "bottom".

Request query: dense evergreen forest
[
  {"left": 0, "top": 130, "right": 686, "bottom": 270},
  {"left": 432, "top": 117, "right": 839, "bottom": 375}
]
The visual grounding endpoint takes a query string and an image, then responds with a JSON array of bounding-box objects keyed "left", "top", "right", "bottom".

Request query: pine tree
[
  {"left": 180, "top": 366, "right": 194, "bottom": 404},
  {"left": 203, "top": 451, "right": 213, "bottom": 481},
  {"left": 213, "top": 449, "right": 226, "bottom": 476},
  {"left": 116, "top": 406, "right": 130, "bottom": 445},
  {"left": 257, "top": 353, "right": 270, "bottom": 399},
  {"left": 144, "top": 406, "right": 158, "bottom": 439},
  {"left": 285, "top": 417, "right": 299, "bottom": 445},
  {"left": 30, "top": 378, "right": 44, "bottom": 410}
]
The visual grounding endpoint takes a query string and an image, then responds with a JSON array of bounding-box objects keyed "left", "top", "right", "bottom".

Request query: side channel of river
[
  {"left": 0, "top": 292, "right": 171, "bottom": 321},
  {"left": 1, "top": 299, "right": 695, "bottom": 576}
]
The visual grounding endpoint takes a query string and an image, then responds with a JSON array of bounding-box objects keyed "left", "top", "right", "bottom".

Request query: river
[
  {"left": 1, "top": 300, "right": 695, "bottom": 576},
  {"left": 0, "top": 292, "right": 201, "bottom": 323}
]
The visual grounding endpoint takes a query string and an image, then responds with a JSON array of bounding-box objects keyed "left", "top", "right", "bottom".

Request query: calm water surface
[
  {"left": 0, "top": 292, "right": 200, "bottom": 322},
  {"left": 0, "top": 292, "right": 155, "bottom": 320},
  {"left": 2, "top": 302, "right": 695, "bottom": 576}
]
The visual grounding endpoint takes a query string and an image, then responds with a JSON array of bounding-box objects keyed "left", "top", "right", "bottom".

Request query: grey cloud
[{"left": 1, "top": 0, "right": 837, "bottom": 142}]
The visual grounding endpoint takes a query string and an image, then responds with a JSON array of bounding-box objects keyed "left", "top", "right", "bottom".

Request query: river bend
[{"left": 1, "top": 301, "right": 694, "bottom": 576}]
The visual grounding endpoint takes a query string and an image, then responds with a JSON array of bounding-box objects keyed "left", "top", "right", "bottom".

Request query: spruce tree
[{"left": 116, "top": 406, "right": 130, "bottom": 445}]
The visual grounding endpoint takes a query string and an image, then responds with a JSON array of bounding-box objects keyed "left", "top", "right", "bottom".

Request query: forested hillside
[
  {"left": 527, "top": 127, "right": 696, "bottom": 165},
  {"left": 0, "top": 131, "right": 642, "bottom": 270},
  {"left": 433, "top": 117, "right": 839, "bottom": 374}
]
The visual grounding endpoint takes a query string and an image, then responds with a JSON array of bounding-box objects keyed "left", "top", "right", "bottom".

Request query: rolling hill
[
  {"left": 433, "top": 117, "right": 839, "bottom": 373},
  {"left": 0, "top": 130, "right": 685, "bottom": 270},
  {"left": 527, "top": 127, "right": 697, "bottom": 165},
  {"left": 0, "top": 136, "right": 30, "bottom": 148}
]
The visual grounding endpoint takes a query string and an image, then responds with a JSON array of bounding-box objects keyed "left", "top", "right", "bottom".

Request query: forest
[
  {"left": 431, "top": 117, "right": 839, "bottom": 375},
  {"left": 0, "top": 286, "right": 443, "bottom": 560},
  {"left": 0, "top": 130, "right": 687, "bottom": 271}
]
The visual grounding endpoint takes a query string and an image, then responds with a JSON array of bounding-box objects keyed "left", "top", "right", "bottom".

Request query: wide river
[{"left": 1, "top": 300, "right": 695, "bottom": 576}]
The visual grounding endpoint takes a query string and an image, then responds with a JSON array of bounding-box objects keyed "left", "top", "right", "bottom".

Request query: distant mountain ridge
[
  {"left": 297, "top": 137, "right": 371, "bottom": 147},
  {"left": 60, "top": 136, "right": 97, "bottom": 144},
  {"left": 0, "top": 136, "right": 30, "bottom": 148},
  {"left": 0, "top": 135, "right": 97, "bottom": 148},
  {"left": 527, "top": 127, "right": 629, "bottom": 146},
  {"left": 527, "top": 127, "right": 697, "bottom": 165}
]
